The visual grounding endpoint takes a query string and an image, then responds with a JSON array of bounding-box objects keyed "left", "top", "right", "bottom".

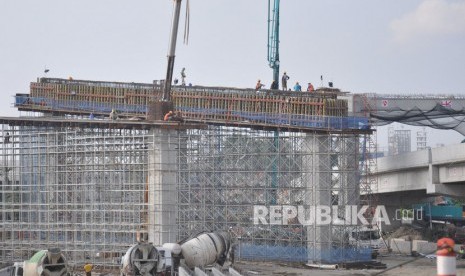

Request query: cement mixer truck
[
  {"left": 120, "top": 231, "right": 231, "bottom": 276},
  {"left": 22, "top": 248, "right": 69, "bottom": 276}
]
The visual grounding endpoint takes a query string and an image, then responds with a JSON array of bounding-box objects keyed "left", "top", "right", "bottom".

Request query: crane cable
[{"left": 183, "top": 0, "right": 190, "bottom": 44}]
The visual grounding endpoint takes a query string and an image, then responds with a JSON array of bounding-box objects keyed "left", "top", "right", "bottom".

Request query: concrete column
[
  {"left": 304, "top": 134, "right": 332, "bottom": 263},
  {"left": 148, "top": 128, "right": 178, "bottom": 245},
  {"left": 341, "top": 135, "right": 359, "bottom": 206},
  {"left": 333, "top": 136, "right": 359, "bottom": 253}
]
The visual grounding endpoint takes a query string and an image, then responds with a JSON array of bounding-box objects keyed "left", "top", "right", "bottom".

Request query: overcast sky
[{"left": 1, "top": 0, "right": 464, "bottom": 147}]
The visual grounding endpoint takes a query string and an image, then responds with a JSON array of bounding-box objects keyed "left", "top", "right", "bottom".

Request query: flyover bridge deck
[{"left": 14, "top": 78, "right": 370, "bottom": 133}]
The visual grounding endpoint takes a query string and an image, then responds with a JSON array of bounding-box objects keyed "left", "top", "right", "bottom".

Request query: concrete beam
[
  {"left": 390, "top": 238, "right": 412, "bottom": 255},
  {"left": 377, "top": 168, "right": 429, "bottom": 193},
  {"left": 427, "top": 164, "right": 465, "bottom": 195},
  {"left": 376, "top": 150, "right": 430, "bottom": 173},
  {"left": 431, "top": 144, "right": 465, "bottom": 165}
]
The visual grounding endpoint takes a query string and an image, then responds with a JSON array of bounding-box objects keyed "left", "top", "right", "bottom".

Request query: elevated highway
[
  {"left": 369, "top": 143, "right": 465, "bottom": 196},
  {"left": 364, "top": 143, "right": 465, "bottom": 230}
]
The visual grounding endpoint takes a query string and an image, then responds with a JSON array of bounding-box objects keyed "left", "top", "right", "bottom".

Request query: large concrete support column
[
  {"left": 332, "top": 136, "right": 360, "bottom": 256},
  {"left": 304, "top": 134, "right": 332, "bottom": 263},
  {"left": 338, "top": 135, "right": 359, "bottom": 207},
  {"left": 148, "top": 128, "right": 178, "bottom": 245}
]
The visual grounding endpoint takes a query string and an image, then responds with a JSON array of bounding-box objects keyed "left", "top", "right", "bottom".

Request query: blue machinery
[{"left": 267, "top": 0, "right": 280, "bottom": 87}]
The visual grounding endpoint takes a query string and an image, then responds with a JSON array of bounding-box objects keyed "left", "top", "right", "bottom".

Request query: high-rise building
[
  {"left": 388, "top": 127, "right": 411, "bottom": 155},
  {"left": 416, "top": 128, "right": 428, "bottom": 151}
]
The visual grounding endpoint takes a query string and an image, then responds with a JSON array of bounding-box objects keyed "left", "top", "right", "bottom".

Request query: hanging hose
[{"left": 183, "top": 0, "right": 190, "bottom": 44}]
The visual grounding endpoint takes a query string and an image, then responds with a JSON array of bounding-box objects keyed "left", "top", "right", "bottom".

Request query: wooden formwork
[{"left": 26, "top": 78, "right": 348, "bottom": 121}]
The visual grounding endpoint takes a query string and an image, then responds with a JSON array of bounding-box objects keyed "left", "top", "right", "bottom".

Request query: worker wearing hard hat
[{"left": 83, "top": 262, "right": 93, "bottom": 276}]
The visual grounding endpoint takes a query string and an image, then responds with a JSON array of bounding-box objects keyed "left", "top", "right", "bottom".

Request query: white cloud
[{"left": 390, "top": 0, "right": 465, "bottom": 43}]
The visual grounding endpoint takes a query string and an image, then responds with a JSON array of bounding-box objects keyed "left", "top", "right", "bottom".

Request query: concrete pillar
[
  {"left": 148, "top": 128, "right": 178, "bottom": 245},
  {"left": 334, "top": 136, "right": 359, "bottom": 253},
  {"left": 304, "top": 134, "right": 332, "bottom": 262},
  {"left": 341, "top": 135, "right": 359, "bottom": 206}
]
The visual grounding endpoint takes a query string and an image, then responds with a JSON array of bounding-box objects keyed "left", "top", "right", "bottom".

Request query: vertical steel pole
[{"left": 163, "top": 0, "right": 182, "bottom": 102}]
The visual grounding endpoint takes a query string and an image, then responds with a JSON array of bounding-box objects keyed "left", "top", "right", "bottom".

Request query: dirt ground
[
  {"left": 87, "top": 254, "right": 465, "bottom": 276},
  {"left": 233, "top": 254, "right": 465, "bottom": 276}
]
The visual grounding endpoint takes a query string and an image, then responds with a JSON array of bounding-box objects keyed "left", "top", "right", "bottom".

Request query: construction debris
[{"left": 386, "top": 226, "right": 425, "bottom": 241}]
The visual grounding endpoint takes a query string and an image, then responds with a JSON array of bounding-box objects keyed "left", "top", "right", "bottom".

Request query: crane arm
[{"left": 163, "top": 0, "right": 183, "bottom": 102}]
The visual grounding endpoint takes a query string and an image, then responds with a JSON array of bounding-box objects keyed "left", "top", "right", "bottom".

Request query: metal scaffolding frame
[
  {"left": 177, "top": 127, "right": 366, "bottom": 263},
  {"left": 0, "top": 124, "right": 151, "bottom": 265},
  {"left": 1, "top": 119, "right": 369, "bottom": 265}
]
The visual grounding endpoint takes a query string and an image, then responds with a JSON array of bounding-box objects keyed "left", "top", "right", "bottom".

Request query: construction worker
[
  {"left": 281, "top": 72, "right": 290, "bottom": 91},
  {"left": 255, "top": 80, "right": 265, "bottom": 91},
  {"left": 270, "top": 80, "right": 278, "bottom": 90},
  {"left": 83, "top": 261, "right": 93, "bottom": 276},
  {"left": 172, "top": 111, "right": 184, "bottom": 122},
  {"left": 293, "top": 82, "right": 302, "bottom": 92},
  {"left": 164, "top": 111, "right": 174, "bottom": 121},
  {"left": 307, "top": 83, "right": 314, "bottom": 92},
  {"left": 109, "top": 109, "right": 118, "bottom": 120},
  {"left": 181, "top": 68, "right": 186, "bottom": 86}
]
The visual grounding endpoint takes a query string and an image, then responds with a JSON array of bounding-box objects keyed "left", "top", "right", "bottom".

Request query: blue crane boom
[{"left": 267, "top": 0, "right": 280, "bottom": 88}]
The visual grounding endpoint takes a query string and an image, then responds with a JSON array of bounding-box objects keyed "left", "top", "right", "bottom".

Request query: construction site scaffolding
[
  {"left": 0, "top": 120, "right": 370, "bottom": 265},
  {"left": 1, "top": 77, "right": 375, "bottom": 265}
]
